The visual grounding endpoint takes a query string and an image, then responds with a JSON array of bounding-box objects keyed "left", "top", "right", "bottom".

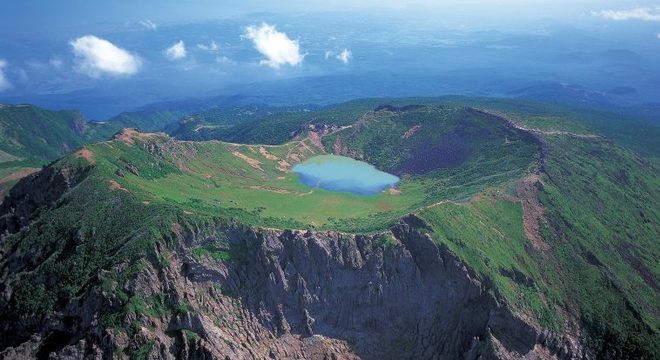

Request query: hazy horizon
[{"left": 1, "top": 1, "right": 659, "bottom": 118}]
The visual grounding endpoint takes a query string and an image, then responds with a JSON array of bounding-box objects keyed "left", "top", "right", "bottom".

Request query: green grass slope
[
  {"left": 0, "top": 104, "right": 119, "bottom": 199},
  {"left": 538, "top": 136, "right": 659, "bottom": 356},
  {"left": 412, "top": 109, "right": 660, "bottom": 357}
]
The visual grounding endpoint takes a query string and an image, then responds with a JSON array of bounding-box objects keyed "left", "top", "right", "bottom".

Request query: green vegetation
[
  {"left": 537, "top": 136, "right": 660, "bottom": 357},
  {"left": 372, "top": 233, "right": 398, "bottom": 248},
  {"left": 192, "top": 242, "right": 232, "bottom": 262},
  {"left": 417, "top": 132, "right": 660, "bottom": 356},
  {"left": 6, "top": 161, "right": 179, "bottom": 317},
  {"left": 171, "top": 100, "right": 375, "bottom": 144},
  {"left": 0, "top": 104, "right": 117, "bottom": 161},
  {"left": 182, "top": 329, "right": 201, "bottom": 342},
  {"left": 109, "top": 109, "right": 186, "bottom": 132},
  {"left": 418, "top": 195, "right": 564, "bottom": 331},
  {"left": 437, "top": 96, "right": 660, "bottom": 158},
  {"left": 171, "top": 97, "right": 660, "bottom": 160},
  {"left": 78, "top": 105, "right": 537, "bottom": 233},
  {"left": 174, "top": 299, "right": 194, "bottom": 314},
  {"left": 0, "top": 104, "right": 120, "bottom": 198},
  {"left": 133, "top": 340, "right": 155, "bottom": 360},
  {"left": 1, "top": 97, "right": 658, "bottom": 357}
]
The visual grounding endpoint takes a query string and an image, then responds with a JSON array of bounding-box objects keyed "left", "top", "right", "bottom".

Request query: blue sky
[{"left": 3, "top": 0, "right": 658, "bottom": 33}]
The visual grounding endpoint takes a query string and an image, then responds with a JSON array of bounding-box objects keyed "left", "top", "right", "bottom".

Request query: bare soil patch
[
  {"left": 75, "top": 148, "right": 95, "bottom": 164},
  {"left": 516, "top": 174, "right": 550, "bottom": 252},
  {"left": 401, "top": 124, "right": 421, "bottom": 139},
  {"left": 307, "top": 131, "right": 326, "bottom": 152},
  {"left": 259, "top": 146, "right": 279, "bottom": 160},
  {"left": 232, "top": 151, "right": 263, "bottom": 171},
  {"left": 107, "top": 180, "right": 129, "bottom": 192}
]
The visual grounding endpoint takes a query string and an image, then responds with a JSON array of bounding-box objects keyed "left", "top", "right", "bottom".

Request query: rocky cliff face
[{"left": 0, "top": 202, "right": 582, "bottom": 359}]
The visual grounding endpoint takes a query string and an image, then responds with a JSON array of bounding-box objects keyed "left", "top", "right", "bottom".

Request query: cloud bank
[
  {"left": 70, "top": 35, "right": 141, "bottom": 78},
  {"left": 0, "top": 60, "right": 11, "bottom": 92},
  {"left": 243, "top": 23, "right": 303, "bottom": 68},
  {"left": 593, "top": 6, "right": 660, "bottom": 21},
  {"left": 165, "top": 40, "right": 187, "bottom": 60}
]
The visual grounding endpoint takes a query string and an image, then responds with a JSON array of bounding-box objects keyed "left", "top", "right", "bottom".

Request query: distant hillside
[
  {"left": 106, "top": 110, "right": 187, "bottom": 133},
  {"left": 0, "top": 104, "right": 119, "bottom": 199},
  {"left": 105, "top": 94, "right": 278, "bottom": 132}
]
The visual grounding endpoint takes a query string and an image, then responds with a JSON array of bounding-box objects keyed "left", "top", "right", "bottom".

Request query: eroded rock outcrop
[{"left": 1, "top": 211, "right": 583, "bottom": 359}]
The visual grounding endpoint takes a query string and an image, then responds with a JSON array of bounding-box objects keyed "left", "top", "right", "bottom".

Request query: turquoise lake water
[{"left": 292, "top": 155, "right": 400, "bottom": 195}]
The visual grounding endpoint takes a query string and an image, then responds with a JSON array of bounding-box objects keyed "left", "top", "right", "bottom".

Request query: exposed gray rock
[{"left": 0, "top": 212, "right": 585, "bottom": 359}]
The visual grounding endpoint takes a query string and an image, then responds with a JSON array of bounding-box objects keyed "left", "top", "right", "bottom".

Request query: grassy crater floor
[{"left": 81, "top": 106, "right": 539, "bottom": 232}]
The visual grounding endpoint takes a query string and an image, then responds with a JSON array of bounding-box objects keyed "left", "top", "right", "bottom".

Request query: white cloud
[
  {"left": 325, "top": 49, "right": 352, "bottom": 64},
  {"left": 243, "top": 23, "right": 303, "bottom": 68},
  {"left": 165, "top": 40, "right": 187, "bottom": 60},
  {"left": 336, "top": 49, "right": 352, "bottom": 64},
  {"left": 138, "top": 19, "right": 158, "bottom": 30},
  {"left": 49, "top": 57, "right": 64, "bottom": 70},
  {"left": 70, "top": 35, "right": 141, "bottom": 78},
  {"left": 0, "top": 60, "right": 12, "bottom": 92},
  {"left": 197, "top": 40, "right": 219, "bottom": 52},
  {"left": 592, "top": 6, "right": 660, "bottom": 21}
]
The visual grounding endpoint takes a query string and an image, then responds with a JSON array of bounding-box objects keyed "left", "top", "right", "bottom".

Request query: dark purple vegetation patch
[{"left": 394, "top": 132, "right": 472, "bottom": 175}]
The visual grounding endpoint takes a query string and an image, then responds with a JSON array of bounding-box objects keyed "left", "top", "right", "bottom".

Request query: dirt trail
[
  {"left": 474, "top": 109, "right": 558, "bottom": 252},
  {"left": 415, "top": 200, "right": 457, "bottom": 213},
  {"left": 516, "top": 174, "right": 551, "bottom": 252},
  {"left": 307, "top": 131, "right": 327, "bottom": 152}
]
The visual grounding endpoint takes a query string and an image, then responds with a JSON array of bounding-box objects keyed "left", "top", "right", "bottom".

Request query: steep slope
[
  {"left": 419, "top": 110, "right": 660, "bottom": 358},
  {"left": 0, "top": 101, "right": 657, "bottom": 359},
  {"left": 0, "top": 104, "right": 119, "bottom": 200}
]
